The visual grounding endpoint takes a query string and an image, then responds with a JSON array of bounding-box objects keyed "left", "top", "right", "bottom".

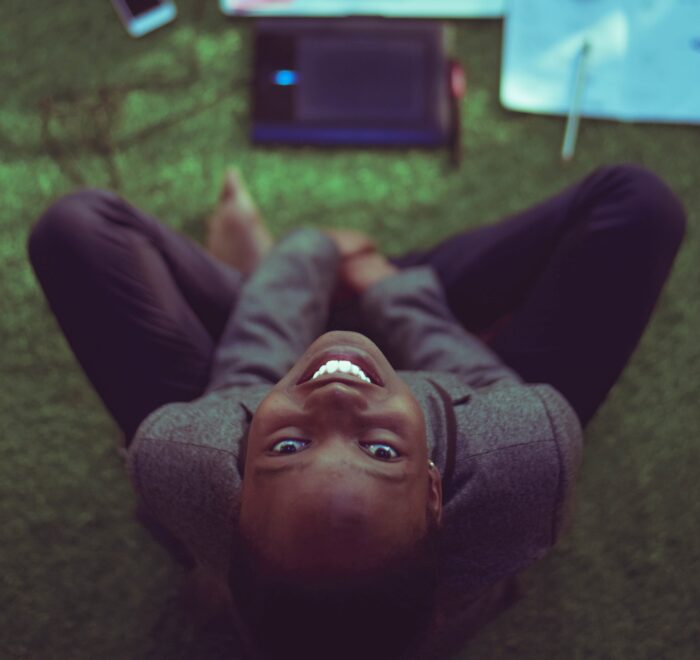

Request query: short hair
[{"left": 227, "top": 495, "right": 443, "bottom": 660}]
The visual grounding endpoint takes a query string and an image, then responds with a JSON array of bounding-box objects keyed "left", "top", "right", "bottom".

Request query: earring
[{"left": 428, "top": 460, "right": 436, "bottom": 469}]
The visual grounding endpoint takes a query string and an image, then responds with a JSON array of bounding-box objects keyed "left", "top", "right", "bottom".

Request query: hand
[
  {"left": 321, "top": 228, "right": 377, "bottom": 260},
  {"left": 321, "top": 228, "right": 397, "bottom": 303},
  {"left": 338, "top": 251, "right": 399, "bottom": 297}
]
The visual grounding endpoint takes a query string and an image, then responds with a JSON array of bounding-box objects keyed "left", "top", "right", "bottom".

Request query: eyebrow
[{"left": 253, "top": 459, "right": 408, "bottom": 484}]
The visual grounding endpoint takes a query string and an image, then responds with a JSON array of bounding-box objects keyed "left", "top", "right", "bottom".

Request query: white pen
[{"left": 561, "top": 40, "right": 592, "bottom": 162}]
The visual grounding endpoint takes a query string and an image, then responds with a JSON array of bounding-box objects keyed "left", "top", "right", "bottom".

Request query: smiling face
[{"left": 239, "top": 330, "right": 443, "bottom": 583}]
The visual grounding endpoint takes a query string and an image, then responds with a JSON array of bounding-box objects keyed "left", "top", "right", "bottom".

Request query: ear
[{"left": 427, "top": 462, "right": 443, "bottom": 527}]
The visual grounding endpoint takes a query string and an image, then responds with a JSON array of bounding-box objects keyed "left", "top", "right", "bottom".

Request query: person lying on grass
[{"left": 27, "top": 164, "right": 686, "bottom": 660}]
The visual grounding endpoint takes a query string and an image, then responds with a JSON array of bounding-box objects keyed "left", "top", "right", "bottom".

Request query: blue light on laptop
[{"left": 273, "top": 70, "right": 298, "bottom": 86}]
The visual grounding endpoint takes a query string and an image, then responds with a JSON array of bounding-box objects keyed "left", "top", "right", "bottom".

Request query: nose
[{"left": 302, "top": 380, "right": 369, "bottom": 416}]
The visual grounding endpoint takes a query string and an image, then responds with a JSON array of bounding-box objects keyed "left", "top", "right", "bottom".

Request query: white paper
[
  {"left": 222, "top": 0, "right": 506, "bottom": 18},
  {"left": 501, "top": 0, "right": 700, "bottom": 124}
]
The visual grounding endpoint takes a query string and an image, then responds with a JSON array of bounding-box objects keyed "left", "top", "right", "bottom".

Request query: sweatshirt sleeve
[
  {"left": 206, "top": 228, "right": 340, "bottom": 393},
  {"left": 533, "top": 383, "right": 584, "bottom": 543},
  {"left": 125, "top": 397, "right": 244, "bottom": 574},
  {"left": 359, "top": 265, "right": 523, "bottom": 389}
]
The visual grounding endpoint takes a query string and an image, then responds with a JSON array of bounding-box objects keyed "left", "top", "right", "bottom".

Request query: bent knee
[
  {"left": 27, "top": 188, "right": 121, "bottom": 263},
  {"left": 595, "top": 164, "right": 687, "bottom": 248}
]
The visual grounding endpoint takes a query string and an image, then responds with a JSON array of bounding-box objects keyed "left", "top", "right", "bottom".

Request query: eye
[
  {"left": 268, "top": 438, "right": 399, "bottom": 461},
  {"left": 270, "top": 439, "right": 308, "bottom": 454},
  {"left": 362, "top": 443, "right": 399, "bottom": 461}
]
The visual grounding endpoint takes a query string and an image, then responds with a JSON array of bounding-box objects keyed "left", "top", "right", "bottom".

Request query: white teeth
[{"left": 310, "top": 359, "right": 372, "bottom": 383}]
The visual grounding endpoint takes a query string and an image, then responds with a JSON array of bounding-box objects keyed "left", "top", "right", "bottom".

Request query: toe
[{"left": 220, "top": 169, "right": 240, "bottom": 202}]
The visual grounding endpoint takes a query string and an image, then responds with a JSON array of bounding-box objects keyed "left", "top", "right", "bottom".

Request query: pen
[{"left": 561, "top": 40, "right": 591, "bottom": 162}]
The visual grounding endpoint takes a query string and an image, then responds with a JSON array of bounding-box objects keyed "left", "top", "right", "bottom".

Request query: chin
[{"left": 315, "top": 330, "right": 377, "bottom": 348}]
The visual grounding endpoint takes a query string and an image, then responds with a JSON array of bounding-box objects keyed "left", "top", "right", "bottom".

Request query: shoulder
[
  {"left": 129, "top": 384, "right": 271, "bottom": 453},
  {"left": 125, "top": 384, "right": 272, "bottom": 571},
  {"left": 402, "top": 371, "right": 581, "bottom": 459},
  {"left": 458, "top": 380, "right": 582, "bottom": 452},
  {"left": 126, "top": 384, "right": 272, "bottom": 506},
  {"left": 400, "top": 372, "right": 582, "bottom": 468},
  {"left": 403, "top": 372, "right": 584, "bottom": 591}
]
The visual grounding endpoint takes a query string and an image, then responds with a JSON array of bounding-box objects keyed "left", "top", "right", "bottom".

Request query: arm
[
  {"left": 437, "top": 381, "right": 584, "bottom": 597},
  {"left": 533, "top": 383, "right": 584, "bottom": 542},
  {"left": 205, "top": 228, "right": 340, "bottom": 393},
  {"left": 358, "top": 262, "right": 522, "bottom": 388}
]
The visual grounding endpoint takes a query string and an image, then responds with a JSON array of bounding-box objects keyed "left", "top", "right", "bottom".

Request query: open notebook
[
  {"left": 501, "top": 0, "right": 700, "bottom": 124},
  {"left": 220, "top": 0, "right": 505, "bottom": 18}
]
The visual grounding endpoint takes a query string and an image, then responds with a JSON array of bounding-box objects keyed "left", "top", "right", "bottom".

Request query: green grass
[{"left": 2, "top": 2, "right": 699, "bottom": 658}]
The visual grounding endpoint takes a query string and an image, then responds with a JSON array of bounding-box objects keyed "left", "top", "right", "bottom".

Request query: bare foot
[{"left": 206, "top": 168, "right": 274, "bottom": 274}]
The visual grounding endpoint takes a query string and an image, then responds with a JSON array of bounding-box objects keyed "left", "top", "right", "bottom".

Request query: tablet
[{"left": 251, "top": 19, "right": 453, "bottom": 147}]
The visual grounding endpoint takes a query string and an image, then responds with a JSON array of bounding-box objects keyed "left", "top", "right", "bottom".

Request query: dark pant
[{"left": 27, "top": 164, "right": 686, "bottom": 444}]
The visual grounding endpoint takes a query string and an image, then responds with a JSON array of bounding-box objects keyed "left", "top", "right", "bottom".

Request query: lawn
[{"left": 2, "top": 2, "right": 699, "bottom": 659}]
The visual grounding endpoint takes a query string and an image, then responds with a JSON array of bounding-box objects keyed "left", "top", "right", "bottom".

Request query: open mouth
[{"left": 298, "top": 350, "right": 383, "bottom": 386}]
